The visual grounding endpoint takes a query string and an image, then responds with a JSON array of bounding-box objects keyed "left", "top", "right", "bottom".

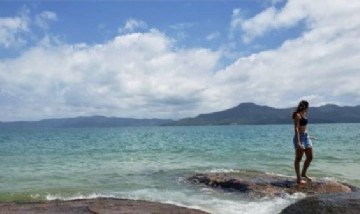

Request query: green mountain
[
  {"left": 1, "top": 103, "right": 359, "bottom": 128},
  {"left": 169, "top": 103, "right": 360, "bottom": 125},
  {"left": 0, "top": 116, "right": 172, "bottom": 128}
]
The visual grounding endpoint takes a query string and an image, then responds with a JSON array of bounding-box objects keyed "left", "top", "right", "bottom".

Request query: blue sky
[
  {"left": 1, "top": 0, "right": 360, "bottom": 121},
  {"left": 1, "top": 1, "right": 290, "bottom": 57}
]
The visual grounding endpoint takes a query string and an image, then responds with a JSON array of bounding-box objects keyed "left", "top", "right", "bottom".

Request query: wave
[
  {"left": 44, "top": 193, "right": 116, "bottom": 201},
  {"left": 0, "top": 188, "right": 307, "bottom": 214},
  {"left": 194, "top": 168, "right": 293, "bottom": 177}
]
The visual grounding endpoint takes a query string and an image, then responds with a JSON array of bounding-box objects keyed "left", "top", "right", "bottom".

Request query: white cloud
[
  {"left": 0, "top": 10, "right": 29, "bottom": 48},
  {"left": 232, "top": 0, "right": 360, "bottom": 43},
  {"left": 214, "top": 0, "right": 360, "bottom": 108},
  {"left": 118, "top": 18, "right": 148, "bottom": 34},
  {"left": 241, "top": 7, "right": 279, "bottom": 43},
  {"left": 35, "top": 11, "right": 57, "bottom": 29},
  {"left": 229, "top": 8, "right": 243, "bottom": 40},
  {"left": 1, "top": 1, "right": 360, "bottom": 121},
  {"left": 231, "top": 1, "right": 309, "bottom": 43},
  {"left": 169, "top": 22, "right": 195, "bottom": 41},
  {"left": 206, "top": 32, "right": 220, "bottom": 41},
  {"left": 0, "top": 29, "right": 220, "bottom": 121},
  {"left": 0, "top": 8, "right": 57, "bottom": 49}
]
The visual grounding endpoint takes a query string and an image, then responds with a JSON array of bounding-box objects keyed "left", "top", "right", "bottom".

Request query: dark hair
[{"left": 292, "top": 100, "right": 309, "bottom": 119}]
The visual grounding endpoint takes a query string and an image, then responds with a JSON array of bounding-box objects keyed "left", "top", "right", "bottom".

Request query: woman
[{"left": 292, "top": 100, "right": 313, "bottom": 184}]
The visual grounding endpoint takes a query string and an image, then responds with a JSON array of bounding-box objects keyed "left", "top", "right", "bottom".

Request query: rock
[
  {"left": 0, "top": 198, "right": 209, "bottom": 214},
  {"left": 188, "top": 171, "right": 355, "bottom": 198},
  {"left": 280, "top": 191, "right": 360, "bottom": 214}
]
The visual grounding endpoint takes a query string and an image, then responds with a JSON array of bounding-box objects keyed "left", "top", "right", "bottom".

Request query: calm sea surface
[{"left": 0, "top": 124, "right": 359, "bottom": 214}]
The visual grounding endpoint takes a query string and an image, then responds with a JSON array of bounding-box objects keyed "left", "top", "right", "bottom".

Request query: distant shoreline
[{"left": 2, "top": 103, "right": 360, "bottom": 126}]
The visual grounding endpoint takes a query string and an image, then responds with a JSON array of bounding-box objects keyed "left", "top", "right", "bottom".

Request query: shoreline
[
  {"left": 1, "top": 172, "right": 359, "bottom": 214},
  {"left": 0, "top": 197, "right": 210, "bottom": 214}
]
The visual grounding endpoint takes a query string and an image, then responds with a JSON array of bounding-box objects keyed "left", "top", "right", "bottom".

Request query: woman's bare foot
[
  {"left": 297, "top": 179, "right": 307, "bottom": 185},
  {"left": 301, "top": 175, "right": 312, "bottom": 181}
]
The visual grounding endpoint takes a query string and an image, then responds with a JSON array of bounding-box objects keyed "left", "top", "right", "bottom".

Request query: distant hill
[
  {"left": 0, "top": 116, "right": 173, "bottom": 128},
  {"left": 169, "top": 103, "right": 360, "bottom": 125},
  {"left": 1, "top": 103, "right": 359, "bottom": 128}
]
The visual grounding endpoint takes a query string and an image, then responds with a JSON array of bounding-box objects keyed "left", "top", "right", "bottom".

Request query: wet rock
[
  {"left": 280, "top": 191, "right": 360, "bottom": 214},
  {"left": 0, "top": 198, "right": 209, "bottom": 214},
  {"left": 188, "top": 171, "right": 354, "bottom": 197}
]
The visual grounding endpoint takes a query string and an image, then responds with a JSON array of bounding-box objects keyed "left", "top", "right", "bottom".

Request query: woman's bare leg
[
  {"left": 301, "top": 148, "right": 313, "bottom": 180},
  {"left": 295, "top": 149, "right": 305, "bottom": 183}
]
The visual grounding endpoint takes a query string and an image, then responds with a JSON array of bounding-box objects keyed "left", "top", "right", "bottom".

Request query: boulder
[
  {"left": 0, "top": 198, "right": 209, "bottom": 214},
  {"left": 188, "top": 171, "right": 355, "bottom": 198},
  {"left": 280, "top": 191, "right": 360, "bottom": 214}
]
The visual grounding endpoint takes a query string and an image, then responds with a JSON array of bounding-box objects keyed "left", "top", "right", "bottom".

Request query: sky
[{"left": 0, "top": 0, "right": 360, "bottom": 121}]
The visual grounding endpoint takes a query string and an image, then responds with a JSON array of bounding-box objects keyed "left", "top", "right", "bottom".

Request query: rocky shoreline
[
  {"left": 1, "top": 171, "right": 358, "bottom": 214},
  {"left": 0, "top": 198, "right": 209, "bottom": 214},
  {"left": 188, "top": 171, "right": 356, "bottom": 197},
  {"left": 188, "top": 171, "right": 360, "bottom": 213},
  {"left": 280, "top": 191, "right": 360, "bottom": 214}
]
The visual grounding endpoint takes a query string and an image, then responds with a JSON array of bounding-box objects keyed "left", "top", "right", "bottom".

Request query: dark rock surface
[
  {"left": 188, "top": 171, "right": 360, "bottom": 213},
  {"left": 188, "top": 171, "right": 354, "bottom": 197},
  {"left": 280, "top": 191, "right": 360, "bottom": 214},
  {"left": 0, "top": 198, "right": 209, "bottom": 214}
]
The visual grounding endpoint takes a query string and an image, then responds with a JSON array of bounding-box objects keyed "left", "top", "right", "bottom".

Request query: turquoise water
[{"left": 0, "top": 124, "right": 359, "bottom": 213}]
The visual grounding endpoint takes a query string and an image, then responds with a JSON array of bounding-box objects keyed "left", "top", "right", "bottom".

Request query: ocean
[{"left": 0, "top": 124, "right": 359, "bottom": 214}]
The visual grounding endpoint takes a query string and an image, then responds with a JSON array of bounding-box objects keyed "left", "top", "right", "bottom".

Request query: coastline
[
  {"left": 1, "top": 124, "right": 359, "bottom": 213},
  {"left": 1, "top": 175, "right": 358, "bottom": 214},
  {"left": 187, "top": 171, "right": 360, "bottom": 214},
  {"left": 1, "top": 169, "right": 359, "bottom": 214},
  {"left": 0, "top": 198, "right": 210, "bottom": 214}
]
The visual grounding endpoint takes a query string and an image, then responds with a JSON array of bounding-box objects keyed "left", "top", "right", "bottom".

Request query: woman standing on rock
[{"left": 292, "top": 100, "right": 313, "bottom": 184}]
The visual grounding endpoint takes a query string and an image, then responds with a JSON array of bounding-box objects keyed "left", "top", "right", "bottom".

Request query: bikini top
[{"left": 299, "top": 115, "right": 308, "bottom": 126}]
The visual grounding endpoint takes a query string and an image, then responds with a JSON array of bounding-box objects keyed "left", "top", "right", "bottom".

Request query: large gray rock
[
  {"left": 280, "top": 191, "right": 360, "bottom": 214},
  {"left": 188, "top": 171, "right": 355, "bottom": 197},
  {"left": 0, "top": 198, "right": 209, "bottom": 214}
]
